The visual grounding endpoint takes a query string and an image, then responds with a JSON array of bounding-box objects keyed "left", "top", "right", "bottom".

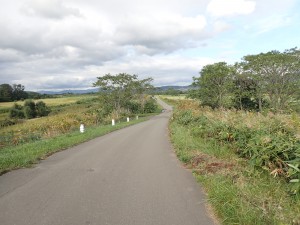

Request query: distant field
[
  {"left": 158, "top": 95, "right": 186, "bottom": 100},
  {"left": 0, "top": 95, "right": 98, "bottom": 109}
]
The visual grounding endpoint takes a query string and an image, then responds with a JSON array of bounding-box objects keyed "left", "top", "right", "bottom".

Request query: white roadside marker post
[
  {"left": 112, "top": 119, "right": 115, "bottom": 126},
  {"left": 127, "top": 117, "right": 130, "bottom": 122},
  {"left": 80, "top": 123, "right": 85, "bottom": 133},
  {"left": 136, "top": 115, "right": 138, "bottom": 120}
]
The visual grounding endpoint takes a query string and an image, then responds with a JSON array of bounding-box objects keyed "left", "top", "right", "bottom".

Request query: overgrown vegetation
[
  {"left": 168, "top": 98, "right": 300, "bottom": 225},
  {"left": 189, "top": 48, "right": 300, "bottom": 113}
]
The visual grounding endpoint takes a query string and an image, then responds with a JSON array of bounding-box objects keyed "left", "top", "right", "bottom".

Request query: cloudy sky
[{"left": 0, "top": 0, "right": 299, "bottom": 91}]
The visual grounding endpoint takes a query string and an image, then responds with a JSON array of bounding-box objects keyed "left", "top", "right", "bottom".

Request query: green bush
[
  {"left": 24, "top": 100, "right": 36, "bottom": 119},
  {"left": 9, "top": 100, "right": 50, "bottom": 120},
  {"left": 36, "top": 101, "right": 50, "bottom": 117},
  {"left": 9, "top": 103, "right": 24, "bottom": 119},
  {"left": 144, "top": 99, "right": 158, "bottom": 113},
  {"left": 125, "top": 101, "right": 141, "bottom": 114}
]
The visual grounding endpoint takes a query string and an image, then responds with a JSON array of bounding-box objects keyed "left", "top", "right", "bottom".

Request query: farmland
[
  {"left": 165, "top": 97, "right": 300, "bottom": 225},
  {"left": 0, "top": 95, "right": 102, "bottom": 147}
]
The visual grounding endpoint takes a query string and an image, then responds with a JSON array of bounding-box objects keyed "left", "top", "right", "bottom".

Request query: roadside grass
[
  {"left": 159, "top": 96, "right": 300, "bottom": 224},
  {"left": 0, "top": 117, "right": 148, "bottom": 174},
  {"left": 169, "top": 121, "right": 300, "bottom": 225}
]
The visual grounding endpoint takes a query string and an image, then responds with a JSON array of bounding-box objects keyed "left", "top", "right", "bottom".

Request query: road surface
[{"left": 0, "top": 99, "right": 216, "bottom": 225}]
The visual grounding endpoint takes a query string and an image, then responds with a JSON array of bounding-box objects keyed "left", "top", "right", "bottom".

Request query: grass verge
[
  {"left": 169, "top": 121, "right": 300, "bottom": 225},
  {"left": 0, "top": 117, "right": 148, "bottom": 174}
]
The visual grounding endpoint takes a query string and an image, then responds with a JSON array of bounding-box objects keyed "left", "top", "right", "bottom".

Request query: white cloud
[{"left": 207, "top": 0, "right": 256, "bottom": 17}]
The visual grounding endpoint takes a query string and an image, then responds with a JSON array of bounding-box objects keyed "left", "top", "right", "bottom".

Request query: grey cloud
[
  {"left": 21, "top": 0, "right": 81, "bottom": 20},
  {"left": 114, "top": 15, "right": 210, "bottom": 54}
]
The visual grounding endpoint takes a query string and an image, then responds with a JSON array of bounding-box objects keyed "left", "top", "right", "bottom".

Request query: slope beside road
[{"left": 0, "top": 99, "right": 216, "bottom": 225}]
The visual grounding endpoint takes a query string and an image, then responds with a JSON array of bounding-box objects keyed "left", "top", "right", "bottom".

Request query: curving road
[{"left": 0, "top": 99, "right": 216, "bottom": 225}]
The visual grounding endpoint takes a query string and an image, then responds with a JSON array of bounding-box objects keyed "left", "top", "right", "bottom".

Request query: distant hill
[
  {"left": 38, "top": 88, "right": 99, "bottom": 95},
  {"left": 155, "top": 85, "right": 192, "bottom": 91},
  {"left": 37, "top": 86, "right": 192, "bottom": 95}
]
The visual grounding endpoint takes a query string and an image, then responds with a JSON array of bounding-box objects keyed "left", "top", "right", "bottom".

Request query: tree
[
  {"left": 12, "top": 84, "right": 28, "bottom": 101},
  {"left": 241, "top": 48, "right": 300, "bottom": 112},
  {"left": 191, "top": 62, "right": 234, "bottom": 108},
  {"left": 93, "top": 73, "right": 154, "bottom": 116},
  {"left": 231, "top": 63, "right": 259, "bottom": 110},
  {"left": 0, "top": 84, "right": 13, "bottom": 102},
  {"left": 132, "top": 77, "right": 154, "bottom": 113}
]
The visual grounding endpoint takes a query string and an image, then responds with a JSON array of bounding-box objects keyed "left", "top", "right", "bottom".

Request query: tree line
[
  {"left": 189, "top": 48, "right": 300, "bottom": 113},
  {"left": 0, "top": 84, "right": 28, "bottom": 102},
  {"left": 0, "top": 83, "right": 51, "bottom": 102}
]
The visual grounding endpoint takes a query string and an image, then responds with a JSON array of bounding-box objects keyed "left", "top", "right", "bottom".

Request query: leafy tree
[
  {"left": 231, "top": 64, "right": 259, "bottom": 110},
  {"left": 241, "top": 48, "right": 300, "bottom": 112},
  {"left": 132, "top": 77, "right": 154, "bottom": 113},
  {"left": 93, "top": 73, "right": 154, "bottom": 116},
  {"left": 191, "top": 62, "right": 235, "bottom": 108},
  {"left": 12, "top": 84, "right": 28, "bottom": 101},
  {"left": 0, "top": 84, "right": 13, "bottom": 102}
]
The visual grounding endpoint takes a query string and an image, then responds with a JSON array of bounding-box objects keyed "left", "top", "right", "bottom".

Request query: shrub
[
  {"left": 144, "top": 99, "right": 158, "bottom": 113},
  {"left": 9, "top": 103, "right": 24, "bottom": 119},
  {"left": 125, "top": 101, "right": 141, "bottom": 114},
  {"left": 24, "top": 100, "right": 36, "bottom": 119},
  {"left": 36, "top": 101, "right": 51, "bottom": 117}
]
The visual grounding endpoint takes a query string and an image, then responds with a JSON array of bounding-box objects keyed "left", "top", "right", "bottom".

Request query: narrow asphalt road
[{"left": 0, "top": 99, "right": 216, "bottom": 225}]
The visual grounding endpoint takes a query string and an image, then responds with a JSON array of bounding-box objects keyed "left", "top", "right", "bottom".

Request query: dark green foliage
[
  {"left": 12, "top": 84, "right": 28, "bottom": 101},
  {"left": 9, "top": 103, "right": 25, "bottom": 119},
  {"left": 9, "top": 100, "right": 50, "bottom": 119},
  {"left": 24, "top": 100, "right": 36, "bottom": 119},
  {"left": 125, "top": 101, "right": 141, "bottom": 114},
  {"left": 35, "top": 101, "right": 50, "bottom": 117},
  {"left": 0, "top": 84, "right": 13, "bottom": 102},
  {"left": 144, "top": 99, "right": 158, "bottom": 113},
  {"left": 0, "top": 83, "right": 29, "bottom": 101}
]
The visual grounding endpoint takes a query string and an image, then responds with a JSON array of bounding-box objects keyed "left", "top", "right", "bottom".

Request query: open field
[
  {"left": 167, "top": 98, "right": 300, "bottom": 225},
  {"left": 157, "top": 94, "right": 187, "bottom": 100},
  {"left": 0, "top": 95, "right": 96, "bottom": 109}
]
